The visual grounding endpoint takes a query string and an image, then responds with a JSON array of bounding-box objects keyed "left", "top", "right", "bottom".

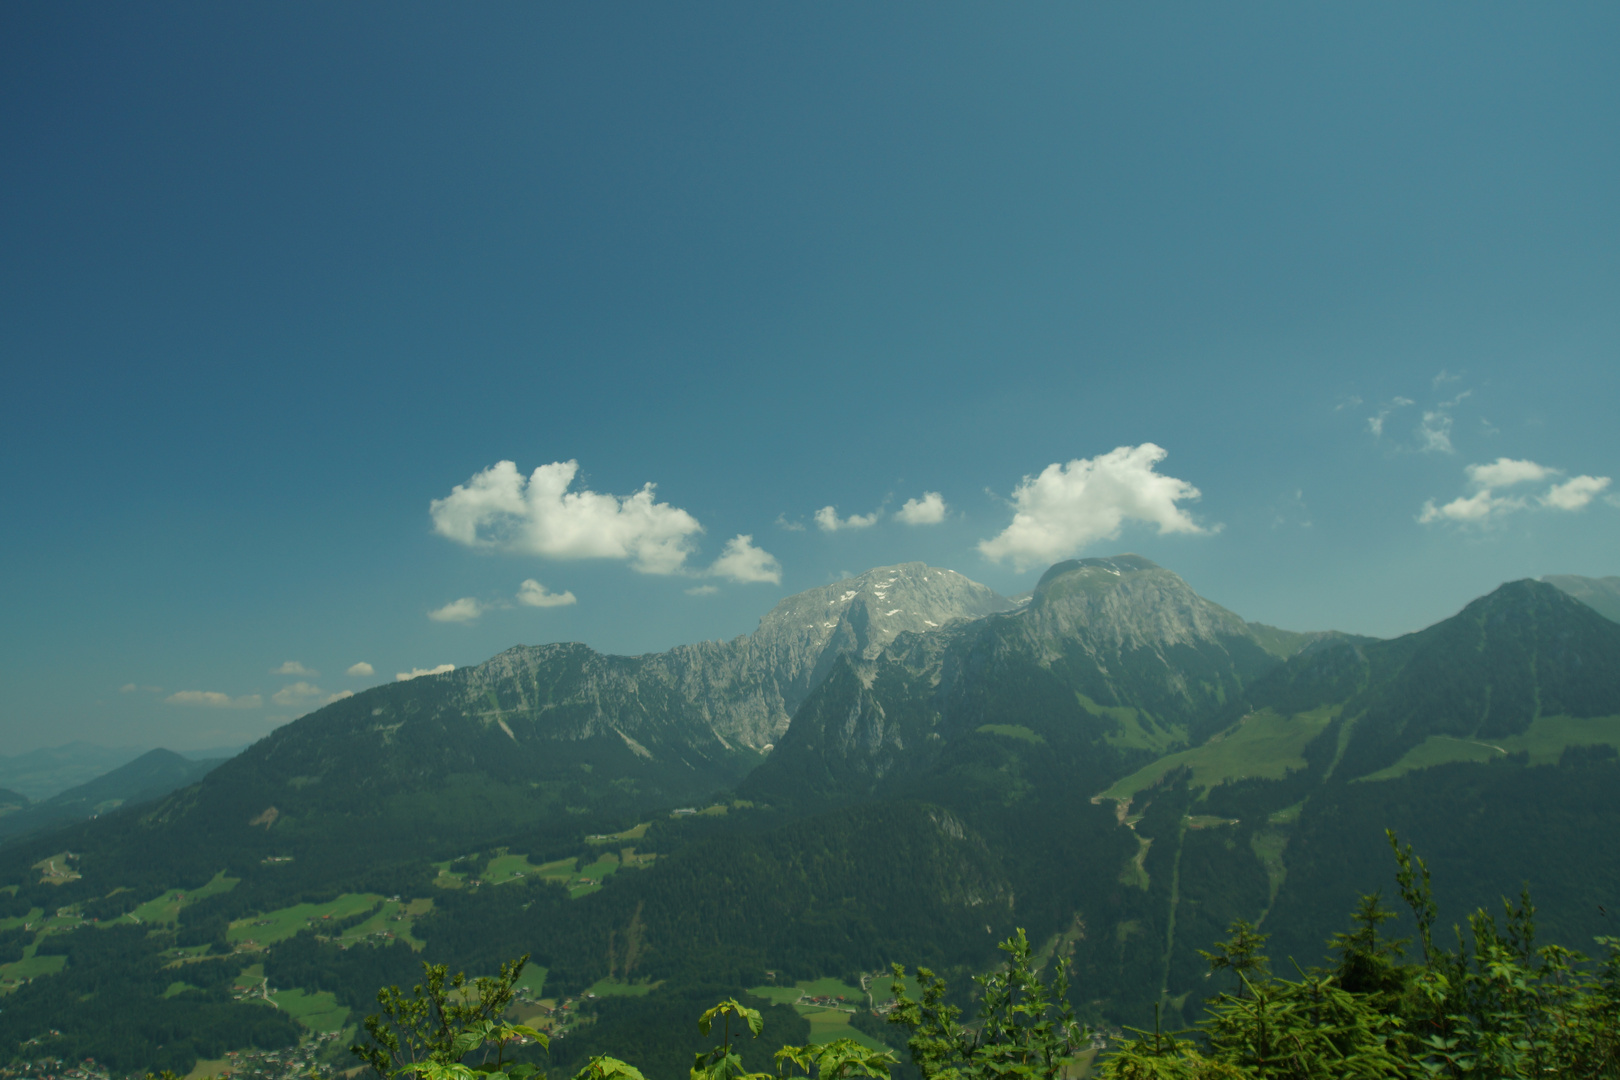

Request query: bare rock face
[
  {"left": 459, "top": 563, "right": 1014, "bottom": 755},
  {"left": 744, "top": 556, "right": 1284, "bottom": 805}
]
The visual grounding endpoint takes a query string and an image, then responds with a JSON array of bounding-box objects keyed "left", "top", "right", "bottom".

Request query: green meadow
[
  {"left": 1100, "top": 706, "right": 1338, "bottom": 802},
  {"left": 1358, "top": 714, "right": 1620, "bottom": 781},
  {"left": 270, "top": 988, "right": 350, "bottom": 1032},
  {"left": 227, "top": 892, "right": 383, "bottom": 947},
  {"left": 125, "top": 871, "right": 238, "bottom": 926}
]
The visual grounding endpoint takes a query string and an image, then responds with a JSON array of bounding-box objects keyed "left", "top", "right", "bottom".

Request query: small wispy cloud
[
  {"left": 120, "top": 683, "right": 162, "bottom": 694},
  {"left": 271, "top": 661, "right": 317, "bottom": 677},
  {"left": 1367, "top": 397, "right": 1414, "bottom": 438},
  {"left": 429, "top": 597, "right": 484, "bottom": 623},
  {"left": 774, "top": 513, "right": 805, "bottom": 532},
  {"left": 685, "top": 584, "right": 720, "bottom": 596},
  {"left": 815, "top": 505, "right": 881, "bottom": 532},
  {"left": 346, "top": 662, "right": 375, "bottom": 677},
  {"left": 1420, "top": 457, "right": 1612, "bottom": 526},
  {"left": 1543, "top": 475, "right": 1611, "bottom": 511},
  {"left": 165, "top": 690, "right": 263, "bottom": 709},
  {"left": 708, "top": 534, "right": 782, "bottom": 584},
  {"left": 895, "top": 492, "right": 948, "bottom": 525},
  {"left": 397, "top": 664, "right": 455, "bottom": 682},
  {"left": 516, "top": 579, "right": 577, "bottom": 608}
]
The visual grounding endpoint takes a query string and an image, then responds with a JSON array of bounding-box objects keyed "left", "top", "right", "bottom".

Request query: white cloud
[
  {"left": 1418, "top": 490, "right": 1526, "bottom": 525},
  {"left": 1418, "top": 409, "right": 1455, "bottom": 454},
  {"left": 708, "top": 534, "right": 782, "bottom": 584},
  {"left": 1542, "top": 475, "right": 1612, "bottom": 511},
  {"left": 346, "top": 662, "right": 375, "bottom": 677},
  {"left": 430, "top": 459, "right": 703, "bottom": 575},
  {"left": 120, "top": 683, "right": 161, "bottom": 694},
  {"left": 429, "top": 597, "right": 484, "bottom": 623},
  {"left": 1464, "top": 458, "right": 1554, "bottom": 489},
  {"left": 685, "top": 584, "right": 720, "bottom": 596},
  {"left": 1367, "top": 397, "right": 1414, "bottom": 438},
  {"left": 774, "top": 513, "right": 805, "bottom": 532},
  {"left": 271, "top": 661, "right": 316, "bottom": 677},
  {"left": 895, "top": 492, "right": 947, "bottom": 525},
  {"left": 978, "top": 445, "right": 1207, "bottom": 570},
  {"left": 166, "top": 690, "right": 263, "bottom": 709},
  {"left": 516, "top": 579, "right": 577, "bottom": 608},
  {"left": 270, "top": 682, "right": 353, "bottom": 709},
  {"left": 397, "top": 664, "right": 455, "bottom": 682},
  {"left": 1420, "top": 459, "right": 1612, "bottom": 526},
  {"left": 814, "top": 506, "right": 881, "bottom": 532}
]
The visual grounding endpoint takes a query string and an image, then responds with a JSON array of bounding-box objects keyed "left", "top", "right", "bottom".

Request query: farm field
[
  {"left": 748, "top": 977, "right": 884, "bottom": 1049},
  {"left": 125, "top": 870, "right": 239, "bottom": 925},
  {"left": 227, "top": 892, "right": 384, "bottom": 947},
  {"left": 483, "top": 853, "right": 575, "bottom": 886},
  {"left": 270, "top": 988, "right": 350, "bottom": 1033},
  {"left": 586, "top": 822, "right": 650, "bottom": 845}
]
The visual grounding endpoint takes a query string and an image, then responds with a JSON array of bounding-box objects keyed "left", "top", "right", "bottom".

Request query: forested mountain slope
[
  {"left": 2, "top": 560, "right": 1618, "bottom": 1077},
  {"left": 740, "top": 556, "right": 1297, "bottom": 808},
  {"left": 0, "top": 749, "right": 223, "bottom": 846}
]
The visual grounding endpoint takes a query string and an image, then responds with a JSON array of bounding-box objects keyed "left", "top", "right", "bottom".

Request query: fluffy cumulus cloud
[
  {"left": 516, "top": 579, "right": 577, "bottom": 608},
  {"left": 814, "top": 506, "right": 881, "bottom": 532},
  {"left": 271, "top": 660, "right": 316, "bottom": 676},
  {"left": 1465, "top": 458, "right": 1554, "bottom": 489},
  {"left": 978, "top": 445, "right": 1207, "bottom": 571},
  {"left": 430, "top": 460, "right": 703, "bottom": 575},
  {"left": 165, "top": 690, "right": 262, "bottom": 709},
  {"left": 346, "top": 662, "right": 375, "bottom": 677},
  {"left": 1420, "top": 458, "right": 1612, "bottom": 525},
  {"left": 708, "top": 534, "right": 782, "bottom": 584},
  {"left": 428, "top": 597, "right": 484, "bottom": 623},
  {"left": 1543, "top": 475, "right": 1612, "bottom": 511},
  {"left": 270, "top": 682, "right": 353, "bottom": 709},
  {"left": 895, "top": 492, "right": 947, "bottom": 525},
  {"left": 397, "top": 664, "right": 455, "bottom": 682}
]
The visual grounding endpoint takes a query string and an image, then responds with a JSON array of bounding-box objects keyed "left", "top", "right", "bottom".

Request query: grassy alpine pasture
[
  {"left": 1357, "top": 713, "right": 1620, "bottom": 781},
  {"left": 977, "top": 724, "right": 1045, "bottom": 744},
  {"left": 586, "top": 821, "right": 651, "bottom": 845},
  {"left": 124, "top": 870, "right": 238, "bottom": 925},
  {"left": 748, "top": 977, "right": 885, "bottom": 1049},
  {"left": 1100, "top": 706, "right": 1338, "bottom": 802},
  {"left": 227, "top": 892, "right": 383, "bottom": 947},
  {"left": 269, "top": 988, "right": 349, "bottom": 1032}
]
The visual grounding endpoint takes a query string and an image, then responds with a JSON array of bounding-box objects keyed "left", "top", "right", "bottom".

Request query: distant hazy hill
[
  {"left": 0, "top": 749, "right": 225, "bottom": 845},
  {"left": 2, "top": 556, "right": 1616, "bottom": 1073},
  {"left": 1545, "top": 573, "right": 1620, "bottom": 623},
  {"left": 0, "top": 742, "right": 149, "bottom": 801},
  {"left": 9, "top": 564, "right": 1010, "bottom": 878}
]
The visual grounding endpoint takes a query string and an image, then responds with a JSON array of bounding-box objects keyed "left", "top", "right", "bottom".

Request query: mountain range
[{"left": 1, "top": 557, "right": 1617, "bottom": 1077}]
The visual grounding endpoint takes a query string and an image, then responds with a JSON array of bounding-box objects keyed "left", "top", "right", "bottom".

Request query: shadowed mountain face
[
  {"left": 1545, "top": 573, "right": 1620, "bottom": 624},
  {"left": 740, "top": 556, "right": 1288, "bottom": 807},
  {"left": 1241, "top": 578, "right": 1620, "bottom": 780}
]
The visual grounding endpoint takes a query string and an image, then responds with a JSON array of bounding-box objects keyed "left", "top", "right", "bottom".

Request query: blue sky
[{"left": 3, "top": 3, "right": 1617, "bottom": 753}]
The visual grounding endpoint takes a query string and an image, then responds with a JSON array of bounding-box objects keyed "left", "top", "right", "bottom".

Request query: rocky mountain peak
[
  {"left": 754, "top": 562, "right": 1013, "bottom": 664},
  {"left": 1021, "top": 553, "right": 1251, "bottom": 652}
]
